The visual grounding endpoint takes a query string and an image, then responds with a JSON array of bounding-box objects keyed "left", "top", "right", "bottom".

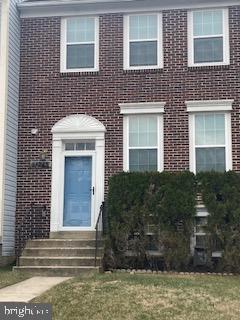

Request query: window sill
[
  {"left": 123, "top": 68, "right": 164, "bottom": 74},
  {"left": 188, "top": 64, "right": 230, "bottom": 71},
  {"left": 60, "top": 71, "right": 100, "bottom": 77}
]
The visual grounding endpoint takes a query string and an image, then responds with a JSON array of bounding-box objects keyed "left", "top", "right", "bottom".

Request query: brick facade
[{"left": 16, "top": 6, "right": 240, "bottom": 243}]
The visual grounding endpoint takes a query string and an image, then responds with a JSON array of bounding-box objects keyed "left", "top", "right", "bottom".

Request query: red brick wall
[{"left": 16, "top": 7, "right": 240, "bottom": 242}]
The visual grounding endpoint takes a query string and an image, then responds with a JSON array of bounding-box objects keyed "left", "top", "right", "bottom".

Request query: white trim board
[
  {"left": 120, "top": 102, "right": 165, "bottom": 114},
  {"left": 186, "top": 100, "right": 234, "bottom": 112},
  {"left": 52, "top": 113, "right": 106, "bottom": 133},
  {"left": 18, "top": 1, "right": 240, "bottom": 18}
]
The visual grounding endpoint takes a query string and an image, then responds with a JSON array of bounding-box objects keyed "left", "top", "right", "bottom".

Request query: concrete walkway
[{"left": 0, "top": 277, "right": 71, "bottom": 302}]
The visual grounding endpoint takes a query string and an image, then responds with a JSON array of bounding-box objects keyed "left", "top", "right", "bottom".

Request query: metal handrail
[{"left": 95, "top": 202, "right": 105, "bottom": 267}]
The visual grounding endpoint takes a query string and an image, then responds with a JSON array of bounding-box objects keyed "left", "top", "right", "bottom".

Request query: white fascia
[{"left": 18, "top": 0, "right": 240, "bottom": 18}]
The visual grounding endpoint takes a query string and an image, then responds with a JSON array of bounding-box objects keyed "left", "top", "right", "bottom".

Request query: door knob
[{"left": 90, "top": 186, "right": 95, "bottom": 195}]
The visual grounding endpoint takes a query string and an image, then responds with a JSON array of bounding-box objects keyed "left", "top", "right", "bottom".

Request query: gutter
[{"left": 18, "top": 0, "right": 240, "bottom": 18}]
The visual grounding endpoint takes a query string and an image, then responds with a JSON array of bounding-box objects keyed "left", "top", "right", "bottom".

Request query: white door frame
[
  {"left": 50, "top": 114, "right": 106, "bottom": 232},
  {"left": 60, "top": 151, "right": 96, "bottom": 231}
]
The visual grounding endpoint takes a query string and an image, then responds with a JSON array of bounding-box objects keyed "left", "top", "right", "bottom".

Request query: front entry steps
[{"left": 13, "top": 233, "right": 103, "bottom": 276}]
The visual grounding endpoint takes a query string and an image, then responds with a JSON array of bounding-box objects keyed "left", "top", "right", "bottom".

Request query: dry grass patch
[
  {"left": 34, "top": 272, "right": 240, "bottom": 320},
  {"left": 0, "top": 266, "right": 28, "bottom": 289}
]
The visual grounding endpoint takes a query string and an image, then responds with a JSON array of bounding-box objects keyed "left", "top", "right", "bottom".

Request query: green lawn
[
  {"left": 33, "top": 272, "right": 240, "bottom": 320},
  {"left": 0, "top": 266, "right": 28, "bottom": 289}
]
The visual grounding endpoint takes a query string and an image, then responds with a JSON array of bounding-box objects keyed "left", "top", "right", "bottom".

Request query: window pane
[
  {"left": 130, "top": 41, "right": 157, "bottom": 66},
  {"left": 129, "top": 15, "right": 158, "bottom": 40},
  {"left": 195, "top": 114, "right": 225, "bottom": 146},
  {"left": 65, "top": 143, "right": 75, "bottom": 151},
  {"left": 196, "top": 147, "right": 225, "bottom": 172},
  {"left": 194, "top": 37, "right": 223, "bottom": 63},
  {"left": 215, "top": 114, "right": 225, "bottom": 130},
  {"left": 76, "top": 143, "right": 85, "bottom": 150},
  {"left": 129, "top": 115, "right": 157, "bottom": 147},
  {"left": 205, "top": 130, "right": 217, "bottom": 145},
  {"left": 76, "top": 141, "right": 95, "bottom": 150},
  {"left": 67, "top": 44, "right": 95, "bottom": 69},
  {"left": 193, "top": 10, "right": 223, "bottom": 36},
  {"left": 86, "top": 142, "right": 95, "bottom": 150},
  {"left": 129, "top": 149, "right": 157, "bottom": 172},
  {"left": 67, "top": 17, "right": 95, "bottom": 43}
]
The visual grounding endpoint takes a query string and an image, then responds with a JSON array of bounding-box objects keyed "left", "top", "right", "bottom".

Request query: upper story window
[
  {"left": 124, "top": 13, "right": 163, "bottom": 70},
  {"left": 61, "top": 16, "right": 99, "bottom": 72},
  {"left": 188, "top": 8, "right": 229, "bottom": 67}
]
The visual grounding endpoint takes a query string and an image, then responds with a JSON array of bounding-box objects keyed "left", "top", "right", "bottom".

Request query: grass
[
  {"left": 0, "top": 265, "right": 28, "bottom": 289},
  {"left": 33, "top": 272, "right": 240, "bottom": 320}
]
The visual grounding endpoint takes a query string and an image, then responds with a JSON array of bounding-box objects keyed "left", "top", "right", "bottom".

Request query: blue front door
[{"left": 63, "top": 157, "right": 92, "bottom": 227}]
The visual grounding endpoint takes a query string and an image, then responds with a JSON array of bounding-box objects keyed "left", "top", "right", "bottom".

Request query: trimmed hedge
[
  {"left": 104, "top": 171, "right": 240, "bottom": 272},
  {"left": 105, "top": 171, "right": 197, "bottom": 271},
  {"left": 197, "top": 171, "right": 240, "bottom": 272}
]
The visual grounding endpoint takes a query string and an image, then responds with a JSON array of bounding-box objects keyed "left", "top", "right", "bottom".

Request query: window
[
  {"left": 195, "top": 113, "right": 226, "bottom": 172},
  {"left": 120, "top": 102, "right": 165, "bottom": 172},
  {"left": 65, "top": 141, "right": 95, "bottom": 151},
  {"left": 124, "top": 13, "right": 163, "bottom": 70},
  {"left": 187, "top": 100, "right": 233, "bottom": 173},
  {"left": 61, "top": 16, "right": 99, "bottom": 72},
  {"left": 128, "top": 115, "right": 158, "bottom": 171},
  {"left": 188, "top": 8, "right": 229, "bottom": 66}
]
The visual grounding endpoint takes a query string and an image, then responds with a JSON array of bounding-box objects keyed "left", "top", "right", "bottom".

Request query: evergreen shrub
[
  {"left": 104, "top": 171, "right": 197, "bottom": 271},
  {"left": 197, "top": 171, "right": 240, "bottom": 272}
]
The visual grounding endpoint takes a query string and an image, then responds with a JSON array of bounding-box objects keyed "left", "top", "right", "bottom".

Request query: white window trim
[
  {"left": 50, "top": 114, "right": 105, "bottom": 232},
  {"left": 187, "top": 100, "right": 233, "bottom": 173},
  {"left": 120, "top": 102, "right": 165, "bottom": 172},
  {"left": 187, "top": 8, "right": 230, "bottom": 67},
  {"left": 123, "top": 12, "right": 163, "bottom": 70},
  {"left": 60, "top": 16, "right": 99, "bottom": 73}
]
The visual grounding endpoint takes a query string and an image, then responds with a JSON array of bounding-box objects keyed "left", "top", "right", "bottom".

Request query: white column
[
  {"left": 50, "top": 139, "right": 62, "bottom": 232},
  {"left": 94, "top": 136, "right": 105, "bottom": 229}
]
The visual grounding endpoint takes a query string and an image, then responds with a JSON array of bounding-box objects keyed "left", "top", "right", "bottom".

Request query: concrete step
[
  {"left": 13, "top": 266, "right": 99, "bottom": 277},
  {"left": 19, "top": 256, "right": 101, "bottom": 267},
  {"left": 23, "top": 247, "right": 103, "bottom": 257},
  {"left": 50, "top": 231, "right": 101, "bottom": 240},
  {"left": 25, "top": 239, "right": 100, "bottom": 248}
]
